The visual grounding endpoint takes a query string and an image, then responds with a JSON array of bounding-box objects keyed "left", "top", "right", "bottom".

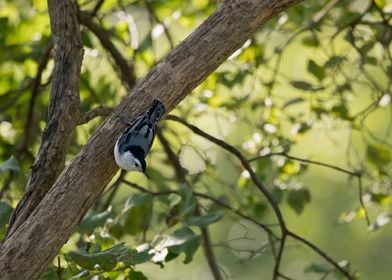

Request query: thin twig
[
  {"left": 287, "top": 230, "right": 353, "bottom": 279},
  {"left": 194, "top": 192, "right": 278, "bottom": 239},
  {"left": 196, "top": 205, "right": 223, "bottom": 280},
  {"left": 17, "top": 43, "right": 53, "bottom": 160},
  {"left": 101, "top": 170, "right": 126, "bottom": 211},
  {"left": 157, "top": 129, "right": 187, "bottom": 182},
  {"left": 249, "top": 152, "right": 360, "bottom": 177},
  {"left": 90, "top": 0, "right": 105, "bottom": 17},
  {"left": 273, "top": 233, "right": 287, "bottom": 279},
  {"left": 78, "top": 10, "right": 136, "bottom": 89},
  {"left": 56, "top": 256, "right": 62, "bottom": 280},
  {"left": 144, "top": 0, "right": 175, "bottom": 48}
]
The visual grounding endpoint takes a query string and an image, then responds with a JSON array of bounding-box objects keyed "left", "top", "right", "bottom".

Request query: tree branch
[
  {"left": 4, "top": 0, "right": 84, "bottom": 241},
  {"left": 78, "top": 10, "right": 136, "bottom": 90},
  {"left": 16, "top": 43, "right": 53, "bottom": 160},
  {"left": 78, "top": 106, "right": 113, "bottom": 125}
]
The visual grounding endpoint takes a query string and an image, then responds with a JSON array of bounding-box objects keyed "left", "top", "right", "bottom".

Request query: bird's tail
[{"left": 147, "top": 99, "right": 166, "bottom": 123}]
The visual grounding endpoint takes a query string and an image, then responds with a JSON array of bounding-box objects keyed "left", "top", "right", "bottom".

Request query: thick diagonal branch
[{"left": 0, "top": 1, "right": 302, "bottom": 279}]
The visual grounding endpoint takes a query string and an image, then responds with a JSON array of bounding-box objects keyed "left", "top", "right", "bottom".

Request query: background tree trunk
[
  {"left": 0, "top": 0, "right": 301, "bottom": 278},
  {"left": 4, "top": 0, "right": 84, "bottom": 239}
]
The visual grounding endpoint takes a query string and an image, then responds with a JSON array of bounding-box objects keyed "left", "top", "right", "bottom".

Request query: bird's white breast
[{"left": 114, "top": 140, "right": 138, "bottom": 171}]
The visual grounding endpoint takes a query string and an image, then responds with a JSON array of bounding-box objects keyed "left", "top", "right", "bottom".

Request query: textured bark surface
[
  {"left": 0, "top": 0, "right": 301, "bottom": 279},
  {"left": 4, "top": 0, "right": 84, "bottom": 239}
]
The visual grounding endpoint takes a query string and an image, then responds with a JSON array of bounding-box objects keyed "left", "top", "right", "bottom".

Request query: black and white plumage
[{"left": 114, "top": 100, "right": 165, "bottom": 175}]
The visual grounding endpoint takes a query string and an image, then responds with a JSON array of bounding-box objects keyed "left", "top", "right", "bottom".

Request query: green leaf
[
  {"left": 287, "top": 188, "right": 311, "bottom": 215},
  {"left": 367, "top": 144, "right": 391, "bottom": 167},
  {"left": 185, "top": 211, "right": 223, "bottom": 227},
  {"left": 177, "top": 186, "right": 197, "bottom": 218},
  {"left": 324, "top": 56, "right": 344, "bottom": 68},
  {"left": 121, "top": 193, "right": 153, "bottom": 235},
  {"left": 282, "top": 97, "right": 305, "bottom": 109},
  {"left": 307, "top": 60, "right": 325, "bottom": 81},
  {"left": 40, "top": 267, "right": 57, "bottom": 280},
  {"left": 67, "top": 243, "right": 137, "bottom": 271},
  {"left": 304, "top": 262, "right": 333, "bottom": 274},
  {"left": 127, "top": 270, "right": 148, "bottom": 280},
  {"left": 0, "top": 201, "right": 13, "bottom": 232},
  {"left": 0, "top": 156, "right": 20, "bottom": 173},
  {"left": 290, "top": 80, "right": 324, "bottom": 92},
  {"left": 78, "top": 207, "right": 116, "bottom": 233},
  {"left": 302, "top": 34, "right": 319, "bottom": 47},
  {"left": 370, "top": 193, "right": 392, "bottom": 205},
  {"left": 152, "top": 227, "right": 201, "bottom": 264},
  {"left": 67, "top": 249, "right": 118, "bottom": 271}
]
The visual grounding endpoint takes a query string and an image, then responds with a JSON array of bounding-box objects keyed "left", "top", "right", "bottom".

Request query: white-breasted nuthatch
[{"left": 114, "top": 99, "right": 165, "bottom": 176}]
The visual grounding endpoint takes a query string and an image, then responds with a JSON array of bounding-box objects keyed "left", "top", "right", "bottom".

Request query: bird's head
[{"left": 133, "top": 156, "right": 149, "bottom": 178}]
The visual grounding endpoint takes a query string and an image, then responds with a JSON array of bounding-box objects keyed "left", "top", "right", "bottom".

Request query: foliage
[{"left": 0, "top": 0, "right": 391, "bottom": 279}]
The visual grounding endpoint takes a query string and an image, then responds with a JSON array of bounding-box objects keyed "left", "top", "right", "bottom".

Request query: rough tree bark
[
  {"left": 4, "top": 0, "right": 84, "bottom": 239},
  {"left": 0, "top": 0, "right": 301, "bottom": 279}
]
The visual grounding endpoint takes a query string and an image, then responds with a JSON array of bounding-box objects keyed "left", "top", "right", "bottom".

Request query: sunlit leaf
[{"left": 179, "top": 146, "right": 206, "bottom": 174}]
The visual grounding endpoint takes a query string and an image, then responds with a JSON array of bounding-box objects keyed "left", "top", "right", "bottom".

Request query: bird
[{"left": 114, "top": 99, "right": 165, "bottom": 177}]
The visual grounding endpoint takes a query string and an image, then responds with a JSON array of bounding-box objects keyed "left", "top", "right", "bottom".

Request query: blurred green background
[{"left": 0, "top": 0, "right": 391, "bottom": 279}]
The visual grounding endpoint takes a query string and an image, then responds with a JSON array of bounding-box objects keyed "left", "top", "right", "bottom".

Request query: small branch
[
  {"left": 78, "top": 106, "right": 113, "bottom": 125},
  {"left": 287, "top": 230, "right": 353, "bottom": 279},
  {"left": 277, "top": 272, "right": 296, "bottom": 280},
  {"left": 196, "top": 205, "right": 223, "bottom": 280},
  {"left": 273, "top": 234, "right": 287, "bottom": 280},
  {"left": 56, "top": 256, "right": 62, "bottom": 280},
  {"left": 78, "top": 10, "right": 136, "bottom": 89},
  {"left": 90, "top": 0, "right": 105, "bottom": 18},
  {"left": 249, "top": 152, "right": 360, "bottom": 177},
  {"left": 101, "top": 170, "right": 126, "bottom": 211},
  {"left": 357, "top": 176, "right": 370, "bottom": 225},
  {"left": 17, "top": 43, "right": 53, "bottom": 160},
  {"left": 157, "top": 129, "right": 187, "bottom": 182},
  {"left": 194, "top": 192, "right": 278, "bottom": 239},
  {"left": 121, "top": 179, "right": 176, "bottom": 196},
  {"left": 144, "top": 0, "right": 175, "bottom": 48}
]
